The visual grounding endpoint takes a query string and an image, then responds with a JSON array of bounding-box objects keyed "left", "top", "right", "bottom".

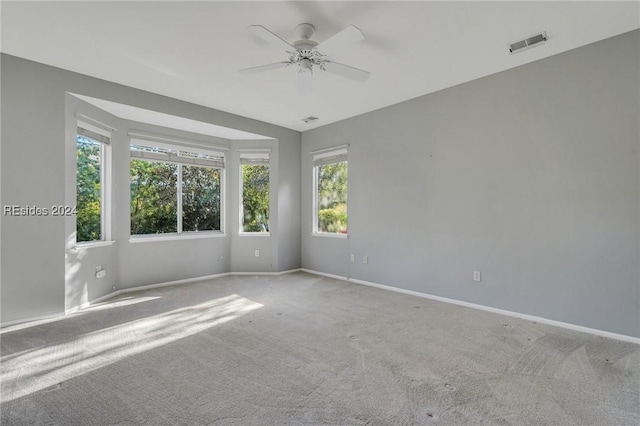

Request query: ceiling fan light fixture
[{"left": 300, "top": 58, "right": 313, "bottom": 70}]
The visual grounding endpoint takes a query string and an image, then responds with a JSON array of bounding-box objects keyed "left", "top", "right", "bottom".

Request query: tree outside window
[
  {"left": 316, "top": 160, "right": 347, "bottom": 234},
  {"left": 241, "top": 163, "right": 269, "bottom": 232},
  {"left": 76, "top": 135, "right": 103, "bottom": 242},
  {"left": 129, "top": 142, "right": 224, "bottom": 236}
]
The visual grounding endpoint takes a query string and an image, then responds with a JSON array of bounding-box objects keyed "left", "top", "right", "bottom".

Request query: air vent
[
  {"left": 509, "top": 31, "right": 547, "bottom": 54},
  {"left": 302, "top": 116, "right": 319, "bottom": 124}
]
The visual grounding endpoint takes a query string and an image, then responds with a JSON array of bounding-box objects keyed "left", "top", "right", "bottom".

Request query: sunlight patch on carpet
[{"left": 0, "top": 294, "right": 263, "bottom": 401}]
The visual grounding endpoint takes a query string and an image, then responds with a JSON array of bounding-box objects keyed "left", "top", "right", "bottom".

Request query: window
[
  {"left": 76, "top": 121, "right": 111, "bottom": 243},
  {"left": 129, "top": 140, "right": 225, "bottom": 236},
  {"left": 312, "top": 146, "right": 348, "bottom": 235},
  {"left": 239, "top": 151, "right": 270, "bottom": 233}
]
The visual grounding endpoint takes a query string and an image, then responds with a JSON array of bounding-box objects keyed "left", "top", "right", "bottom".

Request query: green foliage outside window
[
  {"left": 130, "top": 160, "right": 178, "bottom": 235},
  {"left": 242, "top": 164, "right": 269, "bottom": 232},
  {"left": 317, "top": 161, "right": 347, "bottom": 233},
  {"left": 182, "top": 165, "right": 221, "bottom": 232},
  {"left": 130, "top": 160, "right": 221, "bottom": 235},
  {"left": 76, "top": 136, "right": 102, "bottom": 242}
]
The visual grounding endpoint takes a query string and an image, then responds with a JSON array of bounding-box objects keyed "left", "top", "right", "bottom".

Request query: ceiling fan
[{"left": 240, "top": 23, "right": 370, "bottom": 95}]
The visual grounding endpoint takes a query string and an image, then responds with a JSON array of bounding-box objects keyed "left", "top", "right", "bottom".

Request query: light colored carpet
[{"left": 1, "top": 272, "right": 638, "bottom": 425}]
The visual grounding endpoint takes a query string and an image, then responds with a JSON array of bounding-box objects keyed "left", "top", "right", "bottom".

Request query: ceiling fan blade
[
  {"left": 247, "top": 25, "right": 294, "bottom": 52},
  {"left": 239, "top": 62, "right": 291, "bottom": 74},
  {"left": 299, "top": 70, "right": 312, "bottom": 96},
  {"left": 315, "top": 25, "right": 364, "bottom": 55},
  {"left": 322, "top": 61, "right": 370, "bottom": 82}
]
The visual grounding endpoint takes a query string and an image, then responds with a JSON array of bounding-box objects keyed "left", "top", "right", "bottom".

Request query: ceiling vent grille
[
  {"left": 509, "top": 31, "right": 547, "bottom": 54},
  {"left": 302, "top": 116, "right": 319, "bottom": 124}
]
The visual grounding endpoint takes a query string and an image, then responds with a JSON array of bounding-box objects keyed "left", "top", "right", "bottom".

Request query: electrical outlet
[
  {"left": 363, "top": 256, "right": 368, "bottom": 264},
  {"left": 255, "top": 250, "right": 260, "bottom": 257},
  {"left": 473, "top": 271, "right": 481, "bottom": 282},
  {"left": 95, "top": 266, "right": 106, "bottom": 279},
  {"left": 350, "top": 254, "right": 355, "bottom": 262}
]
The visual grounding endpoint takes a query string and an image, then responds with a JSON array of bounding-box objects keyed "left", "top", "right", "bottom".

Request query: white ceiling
[{"left": 2, "top": 1, "right": 638, "bottom": 132}]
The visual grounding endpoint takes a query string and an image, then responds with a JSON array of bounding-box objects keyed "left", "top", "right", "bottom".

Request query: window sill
[
  {"left": 74, "top": 240, "right": 115, "bottom": 250},
  {"left": 129, "top": 232, "right": 227, "bottom": 243},
  {"left": 238, "top": 232, "right": 270, "bottom": 237},
  {"left": 311, "top": 232, "right": 348, "bottom": 239}
]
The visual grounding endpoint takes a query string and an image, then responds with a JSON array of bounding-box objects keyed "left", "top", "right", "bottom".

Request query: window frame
[
  {"left": 75, "top": 119, "right": 112, "bottom": 246},
  {"left": 311, "top": 145, "right": 349, "bottom": 238},
  {"left": 238, "top": 149, "right": 271, "bottom": 235},
  {"left": 129, "top": 137, "right": 226, "bottom": 240}
]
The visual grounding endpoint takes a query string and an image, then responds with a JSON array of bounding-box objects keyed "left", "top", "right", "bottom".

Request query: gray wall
[
  {"left": 302, "top": 30, "right": 640, "bottom": 338},
  {"left": 1, "top": 54, "right": 301, "bottom": 323}
]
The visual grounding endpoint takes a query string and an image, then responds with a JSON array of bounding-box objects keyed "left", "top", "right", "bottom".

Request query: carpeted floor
[{"left": 1, "top": 272, "right": 638, "bottom": 425}]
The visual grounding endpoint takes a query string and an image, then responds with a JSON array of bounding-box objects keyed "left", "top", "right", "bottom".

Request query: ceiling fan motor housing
[
  {"left": 291, "top": 38, "right": 322, "bottom": 70},
  {"left": 293, "top": 23, "right": 321, "bottom": 63},
  {"left": 293, "top": 40, "right": 319, "bottom": 54}
]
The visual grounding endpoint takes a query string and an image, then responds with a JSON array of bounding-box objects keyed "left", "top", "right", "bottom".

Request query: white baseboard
[
  {"left": 0, "top": 311, "right": 66, "bottom": 332},
  {"left": 2, "top": 269, "right": 304, "bottom": 330},
  {"left": 63, "top": 272, "right": 233, "bottom": 316},
  {"left": 119, "top": 272, "right": 231, "bottom": 295},
  {"left": 273, "top": 268, "right": 302, "bottom": 276},
  {"left": 86, "top": 269, "right": 301, "bottom": 305},
  {"left": 301, "top": 269, "right": 640, "bottom": 345},
  {"left": 8, "top": 268, "right": 635, "bottom": 344},
  {"left": 300, "top": 268, "right": 347, "bottom": 282},
  {"left": 230, "top": 268, "right": 301, "bottom": 276},
  {"left": 66, "top": 290, "right": 122, "bottom": 315}
]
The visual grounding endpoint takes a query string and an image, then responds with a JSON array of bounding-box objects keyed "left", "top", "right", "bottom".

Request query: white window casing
[
  {"left": 239, "top": 149, "right": 271, "bottom": 165},
  {"left": 239, "top": 149, "right": 271, "bottom": 234},
  {"left": 76, "top": 113, "right": 115, "bottom": 144},
  {"left": 76, "top": 117, "right": 113, "bottom": 245},
  {"left": 311, "top": 144, "right": 348, "bottom": 236},
  {"left": 128, "top": 134, "right": 226, "bottom": 237},
  {"left": 130, "top": 139, "right": 225, "bottom": 169},
  {"left": 311, "top": 145, "right": 348, "bottom": 166}
]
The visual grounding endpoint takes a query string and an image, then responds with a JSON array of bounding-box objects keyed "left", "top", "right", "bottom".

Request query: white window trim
[
  {"left": 129, "top": 231, "right": 227, "bottom": 243},
  {"left": 312, "top": 162, "right": 320, "bottom": 234},
  {"left": 128, "top": 131, "right": 228, "bottom": 155},
  {"left": 76, "top": 113, "right": 116, "bottom": 137},
  {"left": 311, "top": 232, "right": 348, "bottom": 239},
  {"left": 238, "top": 232, "right": 271, "bottom": 237},
  {"left": 74, "top": 240, "right": 116, "bottom": 250},
  {"left": 129, "top": 135, "right": 226, "bottom": 237},
  {"left": 76, "top": 121, "right": 112, "bottom": 245},
  {"left": 311, "top": 145, "right": 349, "bottom": 236},
  {"left": 238, "top": 149, "right": 271, "bottom": 234}
]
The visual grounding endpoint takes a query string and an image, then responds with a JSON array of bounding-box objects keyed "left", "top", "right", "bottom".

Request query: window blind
[
  {"left": 130, "top": 139, "right": 225, "bottom": 169},
  {"left": 77, "top": 121, "right": 111, "bottom": 145},
  {"left": 311, "top": 145, "right": 348, "bottom": 166},
  {"left": 239, "top": 149, "right": 270, "bottom": 165}
]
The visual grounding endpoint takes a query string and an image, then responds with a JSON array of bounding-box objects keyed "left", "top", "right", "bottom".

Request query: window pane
[
  {"left": 130, "top": 159, "right": 178, "bottom": 235},
  {"left": 317, "top": 161, "right": 348, "bottom": 233},
  {"left": 76, "top": 135, "right": 102, "bottom": 242},
  {"left": 242, "top": 164, "right": 269, "bottom": 232},
  {"left": 182, "top": 165, "right": 221, "bottom": 232}
]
